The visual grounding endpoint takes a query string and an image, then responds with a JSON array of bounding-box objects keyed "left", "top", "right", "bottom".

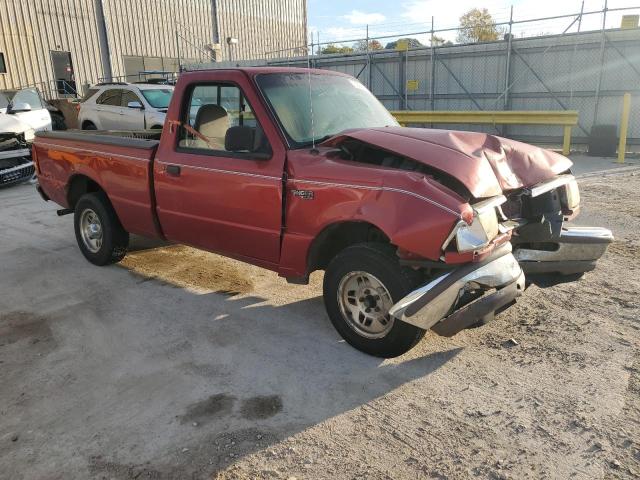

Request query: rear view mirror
[
  {"left": 9, "top": 102, "right": 32, "bottom": 113},
  {"left": 127, "top": 101, "right": 144, "bottom": 109},
  {"left": 225, "top": 125, "right": 255, "bottom": 152}
]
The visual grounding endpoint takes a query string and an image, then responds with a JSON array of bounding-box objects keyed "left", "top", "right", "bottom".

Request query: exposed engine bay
[{"left": 332, "top": 138, "right": 472, "bottom": 199}]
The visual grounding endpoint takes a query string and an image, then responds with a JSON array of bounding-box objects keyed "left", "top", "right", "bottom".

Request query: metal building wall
[
  {"left": 0, "top": 0, "right": 104, "bottom": 92},
  {"left": 214, "top": 0, "right": 307, "bottom": 61},
  {"left": 101, "top": 0, "right": 215, "bottom": 80},
  {"left": 0, "top": 0, "right": 307, "bottom": 91}
]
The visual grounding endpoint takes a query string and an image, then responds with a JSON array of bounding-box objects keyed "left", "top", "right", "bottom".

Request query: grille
[{"left": 0, "top": 161, "right": 34, "bottom": 186}]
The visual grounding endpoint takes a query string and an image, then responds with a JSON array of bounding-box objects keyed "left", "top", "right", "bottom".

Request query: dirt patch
[
  {"left": 607, "top": 240, "right": 640, "bottom": 261},
  {"left": 178, "top": 393, "right": 236, "bottom": 425},
  {"left": 119, "top": 245, "right": 253, "bottom": 294},
  {"left": 239, "top": 395, "right": 283, "bottom": 420},
  {"left": 0, "top": 311, "right": 53, "bottom": 347}
]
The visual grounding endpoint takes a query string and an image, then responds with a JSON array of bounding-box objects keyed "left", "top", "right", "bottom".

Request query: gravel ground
[{"left": 0, "top": 170, "right": 638, "bottom": 480}]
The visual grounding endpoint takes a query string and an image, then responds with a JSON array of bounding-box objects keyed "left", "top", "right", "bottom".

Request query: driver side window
[{"left": 178, "top": 83, "right": 270, "bottom": 157}]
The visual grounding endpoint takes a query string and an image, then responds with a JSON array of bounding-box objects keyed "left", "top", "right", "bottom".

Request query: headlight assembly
[
  {"left": 443, "top": 196, "right": 505, "bottom": 253},
  {"left": 24, "top": 128, "right": 35, "bottom": 142},
  {"left": 562, "top": 179, "right": 580, "bottom": 210}
]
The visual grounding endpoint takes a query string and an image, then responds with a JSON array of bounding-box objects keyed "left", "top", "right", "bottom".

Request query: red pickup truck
[{"left": 33, "top": 67, "right": 613, "bottom": 357}]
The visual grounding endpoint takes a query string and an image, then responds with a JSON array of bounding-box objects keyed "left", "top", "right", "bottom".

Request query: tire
[
  {"left": 82, "top": 121, "right": 97, "bottom": 130},
  {"left": 74, "top": 192, "right": 129, "bottom": 266},
  {"left": 323, "top": 243, "right": 426, "bottom": 358},
  {"left": 51, "top": 113, "right": 67, "bottom": 130}
]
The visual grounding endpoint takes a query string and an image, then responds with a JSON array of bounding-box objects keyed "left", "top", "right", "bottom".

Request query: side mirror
[
  {"left": 9, "top": 102, "right": 32, "bottom": 113},
  {"left": 127, "top": 101, "right": 144, "bottom": 109},
  {"left": 225, "top": 125, "right": 256, "bottom": 152}
]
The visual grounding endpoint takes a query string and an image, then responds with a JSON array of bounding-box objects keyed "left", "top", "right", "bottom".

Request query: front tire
[
  {"left": 323, "top": 243, "right": 426, "bottom": 358},
  {"left": 74, "top": 192, "right": 129, "bottom": 266}
]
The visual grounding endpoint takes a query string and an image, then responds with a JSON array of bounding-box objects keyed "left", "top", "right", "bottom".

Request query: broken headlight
[
  {"left": 444, "top": 196, "right": 505, "bottom": 253},
  {"left": 561, "top": 179, "right": 580, "bottom": 211}
]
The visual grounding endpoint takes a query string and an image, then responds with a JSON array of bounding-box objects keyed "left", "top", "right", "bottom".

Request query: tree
[
  {"left": 384, "top": 38, "right": 423, "bottom": 50},
  {"left": 321, "top": 44, "right": 354, "bottom": 54},
  {"left": 430, "top": 35, "right": 450, "bottom": 47},
  {"left": 352, "top": 39, "right": 384, "bottom": 52},
  {"left": 456, "top": 8, "right": 503, "bottom": 44}
]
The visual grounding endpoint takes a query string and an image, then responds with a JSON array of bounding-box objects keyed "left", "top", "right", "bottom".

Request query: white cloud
[{"left": 342, "top": 10, "right": 386, "bottom": 25}]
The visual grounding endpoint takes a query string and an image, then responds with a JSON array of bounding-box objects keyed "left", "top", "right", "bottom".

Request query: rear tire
[
  {"left": 323, "top": 243, "right": 426, "bottom": 358},
  {"left": 51, "top": 113, "right": 67, "bottom": 130},
  {"left": 82, "top": 121, "right": 97, "bottom": 130},
  {"left": 74, "top": 192, "right": 129, "bottom": 266}
]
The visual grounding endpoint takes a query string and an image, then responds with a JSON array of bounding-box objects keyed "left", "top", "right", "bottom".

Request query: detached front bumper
[
  {"left": 514, "top": 226, "right": 613, "bottom": 275},
  {"left": 389, "top": 244, "right": 525, "bottom": 337}
]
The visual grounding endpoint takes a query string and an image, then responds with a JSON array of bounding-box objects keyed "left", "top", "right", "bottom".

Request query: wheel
[
  {"left": 82, "top": 121, "right": 97, "bottom": 130},
  {"left": 51, "top": 113, "right": 67, "bottom": 130},
  {"left": 323, "top": 243, "right": 426, "bottom": 358},
  {"left": 74, "top": 192, "right": 129, "bottom": 266}
]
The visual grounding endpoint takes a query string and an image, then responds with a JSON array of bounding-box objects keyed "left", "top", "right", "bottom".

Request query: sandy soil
[{"left": 0, "top": 171, "right": 638, "bottom": 480}]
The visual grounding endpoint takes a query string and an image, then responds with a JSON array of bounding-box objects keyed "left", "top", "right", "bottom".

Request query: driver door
[{"left": 153, "top": 73, "right": 286, "bottom": 267}]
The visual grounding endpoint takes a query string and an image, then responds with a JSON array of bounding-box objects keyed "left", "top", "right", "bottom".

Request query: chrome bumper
[
  {"left": 515, "top": 226, "right": 613, "bottom": 275},
  {"left": 389, "top": 245, "right": 525, "bottom": 335}
]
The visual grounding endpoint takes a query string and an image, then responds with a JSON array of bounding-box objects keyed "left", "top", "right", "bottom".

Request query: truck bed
[{"left": 34, "top": 130, "right": 161, "bottom": 238}]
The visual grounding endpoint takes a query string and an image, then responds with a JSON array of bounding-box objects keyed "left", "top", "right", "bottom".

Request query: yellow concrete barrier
[{"left": 390, "top": 110, "right": 579, "bottom": 156}]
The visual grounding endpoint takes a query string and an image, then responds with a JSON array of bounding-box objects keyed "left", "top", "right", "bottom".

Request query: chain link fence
[{"left": 205, "top": 2, "right": 639, "bottom": 145}]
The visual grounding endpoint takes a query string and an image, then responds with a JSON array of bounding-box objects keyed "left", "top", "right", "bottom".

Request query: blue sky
[{"left": 308, "top": 0, "right": 639, "bottom": 46}]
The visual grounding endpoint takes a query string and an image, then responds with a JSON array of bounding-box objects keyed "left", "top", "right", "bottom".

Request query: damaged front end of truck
[{"left": 324, "top": 128, "right": 613, "bottom": 338}]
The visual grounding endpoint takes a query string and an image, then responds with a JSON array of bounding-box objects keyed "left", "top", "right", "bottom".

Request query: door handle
[{"left": 165, "top": 165, "right": 181, "bottom": 176}]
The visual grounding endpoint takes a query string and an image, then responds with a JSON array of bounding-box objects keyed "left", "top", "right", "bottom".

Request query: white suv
[{"left": 78, "top": 83, "right": 174, "bottom": 131}]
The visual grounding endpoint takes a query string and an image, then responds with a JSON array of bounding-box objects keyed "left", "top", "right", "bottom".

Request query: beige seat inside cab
[{"left": 191, "top": 104, "right": 229, "bottom": 149}]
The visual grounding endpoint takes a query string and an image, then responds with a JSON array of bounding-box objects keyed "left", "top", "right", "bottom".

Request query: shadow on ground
[{"left": 0, "top": 236, "right": 460, "bottom": 480}]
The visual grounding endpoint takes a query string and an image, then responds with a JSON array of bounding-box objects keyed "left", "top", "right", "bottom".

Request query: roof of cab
[{"left": 180, "top": 66, "right": 352, "bottom": 79}]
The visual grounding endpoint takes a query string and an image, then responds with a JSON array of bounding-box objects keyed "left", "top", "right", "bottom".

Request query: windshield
[
  {"left": 0, "top": 91, "right": 15, "bottom": 109},
  {"left": 256, "top": 73, "right": 398, "bottom": 147},
  {"left": 140, "top": 88, "right": 173, "bottom": 109}
]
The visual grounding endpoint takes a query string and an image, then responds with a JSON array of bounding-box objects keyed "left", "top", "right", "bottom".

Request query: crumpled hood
[
  {"left": 0, "top": 113, "right": 30, "bottom": 135},
  {"left": 324, "top": 127, "right": 573, "bottom": 198}
]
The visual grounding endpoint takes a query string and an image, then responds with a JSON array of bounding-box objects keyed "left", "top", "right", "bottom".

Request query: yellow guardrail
[{"left": 391, "top": 110, "right": 579, "bottom": 156}]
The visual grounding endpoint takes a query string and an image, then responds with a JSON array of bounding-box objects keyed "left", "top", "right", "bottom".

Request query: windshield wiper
[{"left": 299, "top": 133, "right": 335, "bottom": 149}]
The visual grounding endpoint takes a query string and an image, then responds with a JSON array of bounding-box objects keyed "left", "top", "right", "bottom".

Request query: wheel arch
[
  {"left": 306, "top": 221, "right": 391, "bottom": 274},
  {"left": 66, "top": 174, "right": 108, "bottom": 209}
]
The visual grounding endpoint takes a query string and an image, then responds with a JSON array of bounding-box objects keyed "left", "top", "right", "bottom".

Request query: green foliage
[{"left": 321, "top": 44, "right": 354, "bottom": 54}]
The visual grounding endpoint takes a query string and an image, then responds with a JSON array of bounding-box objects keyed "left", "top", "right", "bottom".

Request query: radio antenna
[{"left": 306, "top": 34, "right": 317, "bottom": 153}]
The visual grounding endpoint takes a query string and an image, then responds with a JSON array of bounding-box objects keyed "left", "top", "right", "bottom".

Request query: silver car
[{"left": 78, "top": 83, "right": 173, "bottom": 131}]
